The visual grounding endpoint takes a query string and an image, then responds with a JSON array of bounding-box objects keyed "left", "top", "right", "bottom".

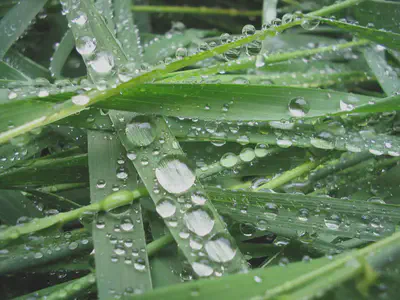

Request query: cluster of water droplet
[{"left": 110, "top": 113, "right": 247, "bottom": 277}]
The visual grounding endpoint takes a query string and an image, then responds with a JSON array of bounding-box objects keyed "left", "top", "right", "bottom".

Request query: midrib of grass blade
[
  {"left": 0, "top": 0, "right": 48, "bottom": 60},
  {"left": 109, "top": 111, "right": 249, "bottom": 276},
  {"left": 363, "top": 47, "right": 400, "bottom": 96},
  {"left": 208, "top": 187, "right": 400, "bottom": 241},
  {"left": 0, "top": 0, "right": 365, "bottom": 145},
  {"left": 88, "top": 130, "right": 152, "bottom": 298}
]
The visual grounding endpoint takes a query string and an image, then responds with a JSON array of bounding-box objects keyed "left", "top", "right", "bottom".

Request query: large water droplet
[
  {"left": 89, "top": 51, "right": 115, "bottom": 74},
  {"left": 192, "top": 261, "right": 213, "bottom": 277},
  {"left": 155, "top": 156, "right": 195, "bottom": 194},
  {"left": 324, "top": 213, "right": 342, "bottom": 230},
  {"left": 205, "top": 234, "right": 237, "bottom": 263},
  {"left": 155, "top": 197, "right": 177, "bottom": 218},
  {"left": 220, "top": 153, "right": 239, "bottom": 168},
  {"left": 76, "top": 36, "right": 97, "bottom": 55},
  {"left": 125, "top": 116, "right": 156, "bottom": 147},
  {"left": 288, "top": 97, "right": 310, "bottom": 117},
  {"left": 184, "top": 207, "right": 214, "bottom": 237}
]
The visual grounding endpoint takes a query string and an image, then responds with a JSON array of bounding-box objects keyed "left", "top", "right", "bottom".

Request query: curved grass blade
[
  {"left": 49, "top": 29, "right": 75, "bottom": 79},
  {"left": 88, "top": 130, "right": 152, "bottom": 298},
  {"left": 363, "top": 47, "right": 400, "bottom": 96},
  {"left": 0, "top": 132, "right": 53, "bottom": 172},
  {"left": 4, "top": 49, "right": 50, "bottom": 80},
  {"left": 0, "top": 189, "right": 43, "bottom": 224},
  {"left": 0, "top": 0, "right": 48, "bottom": 60}
]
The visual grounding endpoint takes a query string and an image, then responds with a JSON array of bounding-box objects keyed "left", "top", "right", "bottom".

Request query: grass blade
[
  {"left": 88, "top": 130, "right": 152, "bottom": 297},
  {"left": 0, "top": 0, "right": 48, "bottom": 59}
]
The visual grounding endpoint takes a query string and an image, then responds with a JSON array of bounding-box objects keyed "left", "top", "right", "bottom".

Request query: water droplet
[
  {"left": 155, "top": 156, "right": 195, "bottom": 194},
  {"left": 184, "top": 207, "right": 214, "bottom": 237},
  {"left": 255, "top": 144, "right": 269, "bottom": 158},
  {"left": 155, "top": 197, "right": 177, "bottom": 218},
  {"left": 297, "top": 208, "right": 309, "bottom": 222},
  {"left": 124, "top": 116, "right": 156, "bottom": 147},
  {"left": 205, "top": 234, "right": 237, "bottom": 263},
  {"left": 324, "top": 213, "right": 342, "bottom": 230},
  {"left": 121, "top": 218, "right": 134, "bottom": 231},
  {"left": 134, "top": 258, "right": 146, "bottom": 271},
  {"left": 265, "top": 203, "right": 278, "bottom": 220},
  {"left": 288, "top": 97, "right": 310, "bottom": 117},
  {"left": 72, "top": 11, "right": 87, "bottom": 26},
  {"left": 301, "top": 18, "right": 320, "bottom": 31},
  {"left": 72, "top": 94, "right": 90, "bottom": 106},
  {"left": 96, "top": 179, "right": 106, "bottom": 189},
  {"left": 242, "top": 24, "right": 256, "bottom": 36},
  {"left": 89, "top": 51, "right": 115, "bottom": 74},
  {"left": 220, "top": 152, "right": 239, "bottom": 168},
  {"left": 192, "top": 261, "right": 213, "bottom": 277},
  {"left": 76, "top": 36, "right": 97, "bottom": 55},
  {"left": 191, "top": 191, "right": 208, "bottom": 205},
  {"left": 239, "top": 148, "right": 256, "bottom": 162}
]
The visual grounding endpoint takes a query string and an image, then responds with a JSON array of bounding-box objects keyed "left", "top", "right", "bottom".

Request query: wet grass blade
[
  {"left": 129, "top": 230, "right": 400, "bottom": 300},
  {"left": 110, "top": 111, "right": 249, "bottom": 276},
  {"left": 0, "top": 0, "right": 48, "bottom": 59},
  {"left": 363, "top": 46, "right": 400, "bottom": 96},
  {"left": 49, "top": 29, "right": 75, "bottom": 79},
  {"left": 208, "top": 187, "right": 400, "bottom": 241},
  {"left": 0, "top": 189, "right": 43, "bottom": 224}
]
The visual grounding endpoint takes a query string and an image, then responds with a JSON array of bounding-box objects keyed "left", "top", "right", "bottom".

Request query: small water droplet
[
  {"left": 184, "top": 207, "right": 214, "bottom": 237},
  {"left": 288, "top": 97, "right": 310, "bottom": 117},
  {"left": 155, "top": 197, "right": 177, "bottom": 218}
]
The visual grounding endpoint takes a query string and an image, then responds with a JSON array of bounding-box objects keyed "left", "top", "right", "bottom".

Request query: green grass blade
[
  {"left": 318, "top": 17, "right": 400, "bottom": 50},
  {"left": 363, "top": 47, "right": 400, "bottom": 96},
  {"left": 0, "top": 189, "right": 43, "bottom": 224},
  {"left": 110, "top": 111, "right": 249, "bottom": 276},
  {"left": 209, "top": 187, "right": 400, "bottom": 241},
  {"left": 129, "top": 230, "right": 400, "bottom": 300},
  {"left": 88, "top": 130, "right": 152, "bottom": 297},
  {"left": 0, "top": 229, "right": 91, "bottom": 275},
  {"left": 0, "top": 0, "right": 48, "bottom": 60},
  {"left": 49, "top": 29, "right": 75, "bottom": 79},
  {"left": 113, "top": 0, "right": 142, "bottom": 61},
  {"left": 4, "top": 49, "right": 51, "bottom": 80}
]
